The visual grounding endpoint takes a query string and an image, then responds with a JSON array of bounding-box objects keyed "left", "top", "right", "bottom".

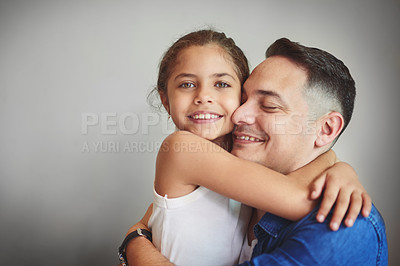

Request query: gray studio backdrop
[{"left": 1, "top": 0, "right": 399, "bottom": 265}]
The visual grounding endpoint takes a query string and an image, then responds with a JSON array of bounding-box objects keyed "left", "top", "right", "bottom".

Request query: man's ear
[
  {"left": 315, "top": 112, "right": 344, "bottom": 147},
  {"left": 160, "top": 91, "right": 170, "bottom": 114}
]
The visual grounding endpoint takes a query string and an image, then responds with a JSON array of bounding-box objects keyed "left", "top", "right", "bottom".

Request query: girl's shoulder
[
  {"left": 155, "top": 131, "right": 202, "bottom": 197},
  {"left": 157, "top": 130, "right": 228, "bottom": 171}
]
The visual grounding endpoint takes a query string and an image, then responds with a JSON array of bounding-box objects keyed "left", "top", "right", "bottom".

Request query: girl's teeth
[{"left": 191, "top": 114, "right": 219, "bottom": 119}]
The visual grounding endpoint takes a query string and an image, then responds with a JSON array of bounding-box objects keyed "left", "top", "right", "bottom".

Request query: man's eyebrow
[{"left": 256, "top": 90, "right": 287, "bottom": 106}]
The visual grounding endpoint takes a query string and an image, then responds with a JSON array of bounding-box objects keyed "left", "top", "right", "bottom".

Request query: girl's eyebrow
[
  {"left": 174, "top": 73, "right": 236, "bottom": 81},
  {"left": 211, "top": 73, "right": 236, "bottom": 80},
  {"left": 174, "top": 73, "right": 197, "bottom": 81}
]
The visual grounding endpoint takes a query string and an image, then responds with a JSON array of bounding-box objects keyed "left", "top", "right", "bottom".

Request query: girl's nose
[{"left": 194, "top": 87, "right": 214, "bottom": 105}]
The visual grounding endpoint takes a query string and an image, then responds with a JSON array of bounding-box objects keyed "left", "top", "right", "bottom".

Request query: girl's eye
[
  {"left": 215, "top": 82, "right": 230, "bottom": 88},
  {"left": 179, "top": 82, "right": 195, "bottom": 89}
]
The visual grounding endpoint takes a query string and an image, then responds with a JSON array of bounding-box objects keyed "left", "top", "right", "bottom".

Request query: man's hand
[
  {"left": 310, "top": 162, "right": 372, "bottom": 231},
  {"left": 121, "top": 204, "right": 174, "bottom": 266}
]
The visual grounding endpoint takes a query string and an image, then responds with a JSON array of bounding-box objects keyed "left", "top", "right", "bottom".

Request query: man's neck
[
  {"left": 246, "top": 150, "right": 334, "bottom": 242},
  {"left": 255, "top": 209, "right": 266, "bottom": 222},
  {"left": 247, "top": 209, "right": 267, "bottom": 243}
]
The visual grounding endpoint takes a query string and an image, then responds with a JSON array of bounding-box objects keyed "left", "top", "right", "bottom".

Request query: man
[
  {"left": 122, "top": 38, "right": 387, "bottom": 265},
  {"left": 231, "top": 38, "right": 387, "bottom": 265}
]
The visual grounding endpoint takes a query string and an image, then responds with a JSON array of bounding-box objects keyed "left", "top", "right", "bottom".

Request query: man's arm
[
  {"left": 125, "top": 237, "right": 172, "bottom": 266},
  {"left": 123, "top": 204, "right": 173, "bottom": 266}
]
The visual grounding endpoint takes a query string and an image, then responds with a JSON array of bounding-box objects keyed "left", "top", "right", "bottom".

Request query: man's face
[{"left": 231, "top": 56, "right": 319, "bottom": 174}]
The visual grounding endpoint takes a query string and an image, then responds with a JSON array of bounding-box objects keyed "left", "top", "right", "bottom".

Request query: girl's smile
[{"left": 187, "top": 111, "right": 223, "bottom": 123}]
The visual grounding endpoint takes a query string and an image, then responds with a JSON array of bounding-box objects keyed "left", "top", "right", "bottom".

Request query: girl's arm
[
  {"left": 156, "top": 131, "right": 327, "bottom": 221},
  {"left": 156, "top": 131, "right": 369, "bottom": 224}
]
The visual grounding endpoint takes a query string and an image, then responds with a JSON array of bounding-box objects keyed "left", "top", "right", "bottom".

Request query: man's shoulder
[
  {"left": 294, "top": 203, "right": 386, "bottom": 234},
  {"left": 286, "top": 203, "right": 388, "bottom": 263},
  {"left": 366, "top": 204, "right": 387, "bottom": 236},
  {"left": 249, "top": 205, "right": 388, "bottom": 266}
]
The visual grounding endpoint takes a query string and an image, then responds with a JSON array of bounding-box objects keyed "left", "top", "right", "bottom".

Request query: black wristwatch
[{"left": 118, "top": 228, "right": 152, "bottom": 266}]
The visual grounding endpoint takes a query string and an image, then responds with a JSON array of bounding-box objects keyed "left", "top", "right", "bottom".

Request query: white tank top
[{"left": 148, "top": 186, "right": 252, "bottom": 266}]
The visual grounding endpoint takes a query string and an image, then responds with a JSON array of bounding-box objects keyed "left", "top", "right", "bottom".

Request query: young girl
[{"left": 121, "top": 30, "right": 370, "bottom": 266}]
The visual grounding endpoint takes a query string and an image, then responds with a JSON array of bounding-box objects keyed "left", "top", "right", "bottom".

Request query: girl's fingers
[
  {"left": 310, "top": 173, "right": 326, "bottom": 200},
  {"left": 329, "top": 189, "right": 351, "bottom": 231},
  {"left": 343, "top": 192, "right": 362, "bottom": 227},
  {"left": 316, "top": 183, "right": 339, "bottom": 223},
  {"left": 361, "top": 193, "right": 372, "bottom": 217}
]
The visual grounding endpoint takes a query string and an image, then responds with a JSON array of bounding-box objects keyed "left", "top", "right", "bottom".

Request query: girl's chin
[{"left": 183, "top": 125, "right": 232, "bottom": 142}]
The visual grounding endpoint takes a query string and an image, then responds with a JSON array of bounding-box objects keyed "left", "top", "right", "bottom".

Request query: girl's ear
[
  {"left": 160, "top": 91, "right": 170, "bottom": 114},
  {"left": 315, "top": 112, "right": 344, "bottom": 148}
]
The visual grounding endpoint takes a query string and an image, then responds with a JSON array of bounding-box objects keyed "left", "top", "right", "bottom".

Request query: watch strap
[{"left": 118, "top": 228, "right": 152, "bottom": 266}]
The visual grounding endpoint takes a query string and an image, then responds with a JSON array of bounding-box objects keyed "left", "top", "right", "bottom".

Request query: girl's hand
[{"left": 310, "top": 162, "right": 372, "bottom": 231}]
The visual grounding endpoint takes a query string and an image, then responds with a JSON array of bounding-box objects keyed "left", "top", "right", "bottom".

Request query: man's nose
[
  {"left": 232, "top": 100, "right": 256, "bottom": 125},
  {"left": 194, "top": 87, "right": 214, "bottom": 104}
]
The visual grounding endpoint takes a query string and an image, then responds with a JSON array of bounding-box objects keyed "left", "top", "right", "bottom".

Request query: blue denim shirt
[{"left": 238, "top": 204, "right": 387, "bottom": 265}]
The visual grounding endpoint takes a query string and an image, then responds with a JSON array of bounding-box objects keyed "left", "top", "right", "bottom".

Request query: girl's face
[{"left": 162, "top": 44, "right": 241, "bottom": 143}]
